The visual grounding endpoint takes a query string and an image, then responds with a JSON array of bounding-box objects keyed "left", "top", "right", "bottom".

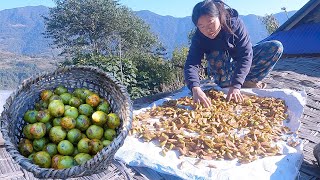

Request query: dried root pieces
[{"left": 131, "top": 89, "right": 295, "bottom": 164}]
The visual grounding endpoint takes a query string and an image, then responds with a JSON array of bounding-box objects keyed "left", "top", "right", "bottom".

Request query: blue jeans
[{"left": 206, "top": 40, "right": 283, "bottom": 88}]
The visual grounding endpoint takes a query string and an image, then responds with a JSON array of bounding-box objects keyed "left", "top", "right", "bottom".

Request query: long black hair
[{"left": 192, "top": 0, "right": 234, "bottom": 35}]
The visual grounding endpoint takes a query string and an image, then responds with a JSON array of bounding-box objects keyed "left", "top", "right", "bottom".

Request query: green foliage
[
  {"left": 61, "top": 54, "right": 144, "bottom": 98},
  {"left": 45, "top": 0, "right": 158, "bottom": 56},
  {"left": 62, "top": 53, "right": 177, "bottom": 99},
  {"left": 126, "top": 52, "right": 175, "bottom": 96},
  {"left": 170, "top": 47, "right": 189, "bottom": 89},
  {"left": 260, "top": 14, "right": 280, "bottom": 34},
  {"left": 168, "top": 47, "right": 207, "bottom": 90},
  {"left": 188, "top": 28, "right": 196, "bottom": 45}
]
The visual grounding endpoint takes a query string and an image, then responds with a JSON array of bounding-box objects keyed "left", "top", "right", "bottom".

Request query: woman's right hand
[{"left": 192, "top": 87, "right": 212, "bottom": 108}]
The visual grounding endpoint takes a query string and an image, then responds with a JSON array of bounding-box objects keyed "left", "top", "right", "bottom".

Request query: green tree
[
  {"left": 169, "top": 47, "right": 207, "bottom": 90},
  {"left": 260, "top": 14, "right": 280, "bottom": 34},
  {"left": 170, "top": 47, "right": 189, "bottom": 88},
  {"left": 127, "top": 52, "right": 174, "bottom": 95},
  {"left": 188, "top": 28, "right": 196, "bottom": 45},
  {"left": 44, "top": 0, "right": 174, "bottom": 99},
  {"left": 44, "top": 0, "right": 159, "bottom": 56}
]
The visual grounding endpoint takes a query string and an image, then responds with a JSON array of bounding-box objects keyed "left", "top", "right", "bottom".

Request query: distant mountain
[
  {"left": 0, "top": 6, "right": 59, "bottom": 57},
  {"left": 135, "top": 10, "right": 193, "bottom": 54},
  {"left": 0, "top": 6, "right": 297, "bottom": 57}
]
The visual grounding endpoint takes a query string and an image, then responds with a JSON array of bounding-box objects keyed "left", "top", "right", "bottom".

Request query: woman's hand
[
  {"left": 192, "top": 87, "right": 212, "bottom": 107},
  {"left": 226, "top": 87, "right": 243, "bottom": 102}
]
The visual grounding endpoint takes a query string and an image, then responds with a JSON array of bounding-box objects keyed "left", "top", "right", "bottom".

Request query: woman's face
[{"left": 197, "top": 15, "right": 221, "bottom": 39}]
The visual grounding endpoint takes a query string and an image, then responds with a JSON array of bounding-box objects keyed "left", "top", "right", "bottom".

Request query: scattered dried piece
[{"left": 130, "top": 89, "right": 291, "bottom": 164}]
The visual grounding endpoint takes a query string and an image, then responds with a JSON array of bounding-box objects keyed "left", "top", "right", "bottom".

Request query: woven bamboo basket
[
  {"left": 314, "top": 143, "right": 320, "bottom": 167},
  {"left": 0, "top": 66, "right": 133, "bottom": 179}
]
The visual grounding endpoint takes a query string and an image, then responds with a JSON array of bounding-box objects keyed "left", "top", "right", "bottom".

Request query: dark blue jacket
[{"left": 184, "top": 9, "right": 253, "bottom": 90}]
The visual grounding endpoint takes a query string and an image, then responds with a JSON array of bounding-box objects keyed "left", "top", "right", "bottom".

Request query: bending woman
[{"left": 184, "top": 0, "right": 283, "bottom": 107}]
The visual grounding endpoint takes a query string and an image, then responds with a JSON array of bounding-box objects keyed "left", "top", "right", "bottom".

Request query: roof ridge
[{"left": 274, "top": 0, "right": 320, "bottom": 33}]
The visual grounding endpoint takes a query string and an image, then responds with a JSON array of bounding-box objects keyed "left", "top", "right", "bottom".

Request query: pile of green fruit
[{"left": 18, "top": 85, "right": 121, "bottom": 169}]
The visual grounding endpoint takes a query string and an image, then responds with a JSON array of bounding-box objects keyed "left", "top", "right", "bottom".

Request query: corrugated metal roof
[
  {"left": 274, "top": 0, "right": 320, "bottom": 32},
  {"left": 263, "top": 23, "right": 320, "bottom": 55}
]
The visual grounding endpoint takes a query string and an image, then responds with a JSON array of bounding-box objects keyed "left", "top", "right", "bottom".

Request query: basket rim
[{"left": 0, "top": 65, "right": 133, "bottom": 178}]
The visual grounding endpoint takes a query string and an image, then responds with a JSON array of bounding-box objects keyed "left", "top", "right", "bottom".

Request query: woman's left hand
[{"left": 226, "top": 87, "right": 243, "bottom": 102}]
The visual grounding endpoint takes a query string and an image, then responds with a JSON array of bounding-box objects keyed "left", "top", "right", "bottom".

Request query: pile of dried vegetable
[{"left": 130, "top": 89, "right": 293, "bottom": 164}]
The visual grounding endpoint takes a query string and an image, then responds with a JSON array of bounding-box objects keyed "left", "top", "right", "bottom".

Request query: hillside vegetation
[{"left": 0, "top": 50, "right": 58, "bottom": 89}]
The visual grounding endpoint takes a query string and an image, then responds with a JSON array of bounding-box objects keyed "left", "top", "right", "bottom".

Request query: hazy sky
[{"left": 0, "top": 0, "right": 310, "bottom": 17}]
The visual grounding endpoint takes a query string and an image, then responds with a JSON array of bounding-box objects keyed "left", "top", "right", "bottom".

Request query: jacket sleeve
[
  {"left": 184, "top": 34, "right": 205, "bottom": 91},
  {"left": 231, "top": 18, "right": 253, "bottom": 89}
]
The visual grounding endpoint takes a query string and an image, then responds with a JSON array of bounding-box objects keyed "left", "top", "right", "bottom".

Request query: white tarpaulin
[{"left": 115, "top": 83, "right": 307, "bottom": 180}]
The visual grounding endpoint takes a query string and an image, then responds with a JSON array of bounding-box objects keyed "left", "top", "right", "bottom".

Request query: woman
[{"left": 184, "top": 0, "right": 283, "bottom": 107}]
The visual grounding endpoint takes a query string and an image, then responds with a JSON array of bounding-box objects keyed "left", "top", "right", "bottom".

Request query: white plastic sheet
[{"left": 115, "top": 83, "right": 307, "bottom": 180}]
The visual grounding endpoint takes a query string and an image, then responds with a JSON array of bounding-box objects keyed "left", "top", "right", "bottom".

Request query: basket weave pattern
[{"left": 0, "top": 66, "right": 133, "bottom": 179}]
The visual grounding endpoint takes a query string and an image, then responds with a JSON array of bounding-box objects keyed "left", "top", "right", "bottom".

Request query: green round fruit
[
  {"left": 48, "top": 100, "right": 65, "bottom": 117},
  {"left": 33, "top": 151, "right": 51, "bottom": 168},
  {"left": 36, "top": 110, "right": 51, "bottom": 123},
  {"left": 52, "top": 117, "right": 62, "bottom": 126},
  {"left": 67, "top": 129, "right": 82, "bottom": 144},
  {"left": 97, "top": 101, "right": 110, "bottom": 114},
  {"left": 24, "top": 110, "right": 38, "bottom": 123},
  {"left": 49, "top": 94, "right": 62, "bottom": 102},
  {"left": 60, "top": 93, "right": 72, "bottom": 105},
  {"left": 57, "top": 156, "right": 76, "bottom": 169},
  {"left": 64, "top": 107, "right": 79, "bottom": 119},
  {"left": 81, "top": 89, "right": 93, "bottom": 101},
  {"left": 33, "top": 137, "right": 48, "bottom": 151},
  {"left": 61, "top": 116, "right": 76, "bottom": 130},
  {"left": 102, "top": 140, "right": 112, "bottom": 147},
  {"left": 92, "top": 111, "right": 107, "bottom": 126},
  {"left": 104, "top": 129, "right": 116, "bottom": 141},
  {"left": 86, "top": 125, "right": 104, "bottom": 140},
  {"left": 57, "top": 140, "right": 74, "bottom": 156},
  {"left": 41, "top": 90, "right": 53, "bottom": 101},
  {"left": 86, "top": 94, "right": 100, "bottom": 107},
  {"left": 19, "top": 139, "right": 33, "bottom": 157},
  {"left": 76, "top": 115, "right": 91, "bottom": 131},
  {"left": 35, "top": 100, "right": 49, "bottom": 110},
  {"left": 107, "top": 113, "right": 121, "bottom": 129},
  {"left": 78, "top": 104, "right": 94, "bottom": 117},
  {"left": 49, "top": 126, "right": 67, "bottom": 143},
  {"left": 20, "top": 138, "right": 32, "bottom": 145},
  {"left": 54, "top": 85, "right": 68, "bottom": 95},
  {"left": 77, "top": 138, "right": 92, "bottom": 154},
  {"left": 73, "top": 88, "right": 83, "bottom": 98},
  {"left": 74, "top": 153, "right": 92, "bottom": 165},
  {"left": 23, "top": 124, "right": 34, "bottom": 140},
  {"left": 69, "top": 97, "right": 81, "bottom": 108},
  {"left": 43, "top": 143, "right": 58, "bottom": 157},
  {"left": 90, "top": 139, "right": 103, "bottom": 155},
  {"left": 30, "top": 123, "right": 46, "bottom": 139},
  {"left": 64, "top": 105, "right": 71, "bottom": 110},
  {"left": 51, "top": 154, "right": 63, "bottom": 169}
]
